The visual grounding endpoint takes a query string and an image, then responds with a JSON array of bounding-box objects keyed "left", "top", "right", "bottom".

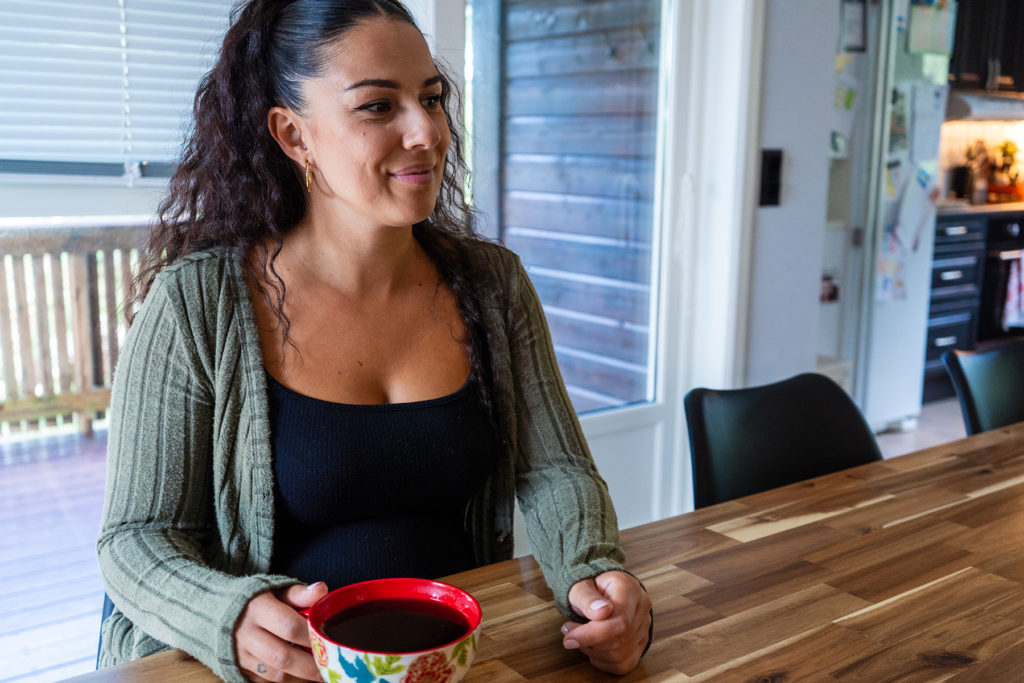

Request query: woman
[{"left": 96, "top": 1, "right": 652, "bottom": 681}]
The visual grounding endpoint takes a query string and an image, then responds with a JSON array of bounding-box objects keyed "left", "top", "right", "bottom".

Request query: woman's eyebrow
[{"left": 346, "top": 75, "right": 443, "bottom": 91}]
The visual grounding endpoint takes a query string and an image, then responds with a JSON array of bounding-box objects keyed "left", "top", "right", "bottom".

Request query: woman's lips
[{"left": 391, "top": 165, "right": 436, "bottom": 186}]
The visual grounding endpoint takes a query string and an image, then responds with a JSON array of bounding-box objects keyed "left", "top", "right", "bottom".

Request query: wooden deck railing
[{"left": 0, "top": 217, "right": 149, "bottom": 436}]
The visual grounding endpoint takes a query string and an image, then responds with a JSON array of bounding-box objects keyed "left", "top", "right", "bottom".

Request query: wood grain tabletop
[{"left": 67, "top": 423, "right": 1024, "bottom": 681}]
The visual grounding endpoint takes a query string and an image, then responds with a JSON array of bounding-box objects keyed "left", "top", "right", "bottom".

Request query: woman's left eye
[{"left": 423, "top": 94, "right": 442, "bottom": 109}]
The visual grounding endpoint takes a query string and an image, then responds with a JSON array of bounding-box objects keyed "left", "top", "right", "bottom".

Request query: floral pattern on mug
[
  {"left": 363, "top": 654, "right": 406, "bottom": 676},
  {"left": 337, "top": 650, "right": 375, "bottom": 682},
  {"left": 450, "top": 634, "right": 475, "bottom": 667},
  {"left": 312, "top": 634, "right": 329, "bottom": 667},
  {"left": 401, "top": 651, "right": 455, "bottom": 683}
]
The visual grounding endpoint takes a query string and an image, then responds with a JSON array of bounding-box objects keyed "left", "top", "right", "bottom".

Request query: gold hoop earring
[{"left": 305, "top": 159, "right": 312, "bottom": 193}]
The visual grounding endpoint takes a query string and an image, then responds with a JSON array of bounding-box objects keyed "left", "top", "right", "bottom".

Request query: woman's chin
[{"left": 406, "top": 202, "right": 440, "bottom": 226}]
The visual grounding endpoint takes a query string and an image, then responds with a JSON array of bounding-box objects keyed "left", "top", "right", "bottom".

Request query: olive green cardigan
[{"left": 96, "top": 240, "right": 625, "bottom": 681}]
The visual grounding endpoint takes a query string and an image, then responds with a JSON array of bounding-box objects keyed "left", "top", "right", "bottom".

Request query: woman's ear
[{"left": 267, "top": 107, "right": 308, "bottom": 164}]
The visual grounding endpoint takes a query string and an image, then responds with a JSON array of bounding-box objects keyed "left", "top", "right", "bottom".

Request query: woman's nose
[{"left": 403, "top": 107, "right": 443, "bottom": 150}]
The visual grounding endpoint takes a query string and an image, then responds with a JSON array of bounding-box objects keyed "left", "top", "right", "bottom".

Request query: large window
[
  {"left": 469, "top": 0, "right": 663, "bottom": 413},
  {"left": 0, "top": 0, "right": 232, "bottom": 182}
]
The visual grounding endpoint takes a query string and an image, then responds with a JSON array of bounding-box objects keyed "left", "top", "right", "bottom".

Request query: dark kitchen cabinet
[
  {"left": 949, "top": 0, "right": 1024, "bottom": 92},
  {"left": 995, "top": 1, "right": 1024, "bottom": 91},
  {"left": 949, "top": 0, "right": 990, "bottom": 89},
  {"left": 922, "top": 215, "right": 987, "bottom": 402}
]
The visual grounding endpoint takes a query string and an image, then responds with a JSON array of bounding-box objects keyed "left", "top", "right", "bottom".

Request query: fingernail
[
  {"left": 590, "top": 599, "right": 610, "bottom": 611},
  {"left": 564, "top": 639, "right": 580, "bottom": 650},
  {"left": 560, "top": 625, "right": 569, "bottom": 634},
  {"left": 306, "top": 582, "right": 324, "bottom": 591}
]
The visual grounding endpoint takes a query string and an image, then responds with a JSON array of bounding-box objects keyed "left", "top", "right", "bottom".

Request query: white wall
[
  {"left": 405, "top": 0, "right": 465, "bottom": 92},
  {"left": 744, "top": 0, "right": 840, "bottom": 387}
]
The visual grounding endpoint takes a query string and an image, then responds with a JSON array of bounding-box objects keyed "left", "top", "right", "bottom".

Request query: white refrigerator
[{"left": 843, "top": 0, "right": 956, "bottom": 431}]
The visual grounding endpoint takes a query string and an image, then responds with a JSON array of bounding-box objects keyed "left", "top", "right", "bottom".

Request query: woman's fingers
[
  {"left": 278, "top": 582, "right": 328, "bottom": 611},
  {"left": 575, "top": 622, "right": 648, "bottom": 675},
  {"left": 562, "top": 611, "right": 646, "bottom": 657},
  {"left": 566, "top": 578, "right": 614, "bottom": 621},
  {"left": 235, "top": 588, "right": 324, "bottom": 682},
  {"left": 562, "top": 615, "right": 630, "bottom": 650},
  {"left": 562, "top": 571, "right": 653, "bottom": 675},
  {"left": 248, "top": 591, "right": 314, "bottom": 648},
  {"left": 240, "top": 625, "right": 322, "bottom": 681},
  {"left": 594, "top": 572, "right": 642, "bottom": 615},
  {"left": 238, "top": 646, "right": 317, "bottom": 683}
]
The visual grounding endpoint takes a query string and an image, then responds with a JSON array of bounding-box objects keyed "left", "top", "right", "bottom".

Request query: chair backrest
[
  {"left": 684, "top": 372, "right": 883, "bottom": 509},
  {"left": 942, "top": 340, "right": 1024, "bottom": 435},
  {"left": 97, "top": 593, "right": 115, "bottom": 668}
]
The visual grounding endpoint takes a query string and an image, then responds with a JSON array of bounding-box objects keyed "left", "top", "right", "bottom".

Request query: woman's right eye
[{"left": 357, "top": 100, "right": 391, "bottom": 114}]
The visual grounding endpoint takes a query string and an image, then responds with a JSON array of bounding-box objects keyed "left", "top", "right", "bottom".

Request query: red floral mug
[{"left": 304, "top": 578, "right": 482, "bottom": 683}]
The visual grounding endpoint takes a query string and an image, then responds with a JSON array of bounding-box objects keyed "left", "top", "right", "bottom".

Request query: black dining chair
[
  {"left": 684, "top": 372, "right": 883, "bottom": 509},
  {"left": 942, "top": 340, "right": 1024, "bottom": 435}
]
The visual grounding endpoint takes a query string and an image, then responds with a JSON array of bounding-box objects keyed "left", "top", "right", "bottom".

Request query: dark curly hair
[{"left": 130, "top": 0, "right": 494, "bottom": 415}]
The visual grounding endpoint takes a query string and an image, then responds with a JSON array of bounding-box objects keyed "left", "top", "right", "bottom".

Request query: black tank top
[{"left": 267, "top": 373, "right": 498, "bottom": 587}]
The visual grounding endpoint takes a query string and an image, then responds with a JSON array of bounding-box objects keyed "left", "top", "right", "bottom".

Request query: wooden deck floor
[{"left": 0, "top": 432, "right": 107, "bottom": 682}]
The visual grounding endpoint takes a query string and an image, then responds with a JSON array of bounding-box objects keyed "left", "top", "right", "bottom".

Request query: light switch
[{"left": 759, "top": 149, "right": 783, "bottom": 206}]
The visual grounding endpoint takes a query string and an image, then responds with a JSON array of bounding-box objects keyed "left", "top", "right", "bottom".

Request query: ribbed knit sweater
[{"left": 96, "top": 239, "right": 625, "bottom": 681}]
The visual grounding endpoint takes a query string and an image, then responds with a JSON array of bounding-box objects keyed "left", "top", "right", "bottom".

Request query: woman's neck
[{"left": 280, "top": 213, "right": 426, "bottom": 301}]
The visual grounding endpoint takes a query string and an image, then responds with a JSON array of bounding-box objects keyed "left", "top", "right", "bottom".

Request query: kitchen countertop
[{"left": 937, "top": 200, "right": 1024, "bottom": 216}]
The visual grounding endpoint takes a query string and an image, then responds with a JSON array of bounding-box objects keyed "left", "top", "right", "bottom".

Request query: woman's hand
[
  {"left": 235, "top": 582, "right": 329, "bottom": 682},
  {"left": 561, "top": 571, "right": 652, "bottom": 675}
]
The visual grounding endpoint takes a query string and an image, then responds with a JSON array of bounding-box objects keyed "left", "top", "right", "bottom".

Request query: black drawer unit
[
  {"left": 923, "top": 215, "right": 987, "bottom": 402},
  {"left": 924, "top": 310, "right": 976, "bottom": 370},
  {"left": 930, "top": 253, "right": 982, "bottom": 298},
  {"left": 933, "top": 218, "right": 986, "bottom": 246}
]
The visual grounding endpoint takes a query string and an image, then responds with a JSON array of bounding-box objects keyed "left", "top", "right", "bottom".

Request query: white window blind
[{"left": 0, "top": 0, "right": 233, "bottom": 180}]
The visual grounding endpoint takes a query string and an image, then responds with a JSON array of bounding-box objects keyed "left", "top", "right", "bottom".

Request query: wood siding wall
[{"left": 485, "top": 0, "right": 662, "bottom": 413}]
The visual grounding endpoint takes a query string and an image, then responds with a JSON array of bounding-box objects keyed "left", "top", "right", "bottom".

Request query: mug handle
[{"left": 297, "top": 607, "right": 313, "bottom": 653}]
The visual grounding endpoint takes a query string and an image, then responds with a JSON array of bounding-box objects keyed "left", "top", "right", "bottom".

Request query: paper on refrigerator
[
  {"left": 832, "top": 54, "right": 864, "bottom": 146},
  {"left": 910, "top": 82, "right": 948, "bottom": 164},
  {"left": 876, "top": 230, "right": 907, "bottom": 302},
  {"left": 876, "top": 165, "right": 938, "bottom": 302},
  {"left": 900, "top": 165, "right": 940, "bottom": 253}
]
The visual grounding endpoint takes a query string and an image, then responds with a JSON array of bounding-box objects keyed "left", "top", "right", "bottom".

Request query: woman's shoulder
[
  {"left": 141, "top": 247, "right": 247, "bottom": 327},
  {"left": 157, "top": 246, "right": 239, "bottom": 277},
  {"left": 460, "top": 237, "right": 523, "bottom": 284},
  {"left": 130, "top": 247, "right": 248, "bottom": 360},
  {"left": 151, "top": 247, "right": 243, "bottom": 296}
]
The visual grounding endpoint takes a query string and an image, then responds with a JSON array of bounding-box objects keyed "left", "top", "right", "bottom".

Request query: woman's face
[{"left": 298, "top": 18, "right": 450, "bottom": 231}]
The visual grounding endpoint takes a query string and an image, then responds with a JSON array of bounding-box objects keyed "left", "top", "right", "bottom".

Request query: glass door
[
  {"left": 467, "top": 0, "right": 671, "bottom": 531},
  {"left": 469, "top": 0, "right": 663, "bottom": 415}
]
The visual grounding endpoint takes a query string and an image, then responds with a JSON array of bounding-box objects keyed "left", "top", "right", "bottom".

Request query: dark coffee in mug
[{"left": 322, "top": 598, "right": 470, "bottom": 652}]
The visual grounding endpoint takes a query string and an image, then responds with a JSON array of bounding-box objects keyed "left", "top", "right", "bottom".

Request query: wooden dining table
[{"left": 67, "top": 422, "right": 1024, "bottom": 682}]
